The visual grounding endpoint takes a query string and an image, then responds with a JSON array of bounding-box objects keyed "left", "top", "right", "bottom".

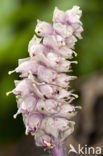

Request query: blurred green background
[{"left": 0, "top": 0, "right": 103, "bottom": 147}]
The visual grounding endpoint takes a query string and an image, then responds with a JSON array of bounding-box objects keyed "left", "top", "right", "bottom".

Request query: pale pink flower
[
  {"left": 35, "top": 130, "right": 55, "bottom": 149},
  {"left": 15, "top": 95, "right": 37, "bottom": 115},
  {"left": 35, "top": 20, "right": 53, "bottom": 37},
  {"left": 23, "top": 113, "right": 42, "bottom": 135}
]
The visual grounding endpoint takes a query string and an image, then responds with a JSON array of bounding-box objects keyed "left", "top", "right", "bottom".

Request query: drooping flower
[{"left": 7, "top": 6, "right": 83, "bottom": 156}]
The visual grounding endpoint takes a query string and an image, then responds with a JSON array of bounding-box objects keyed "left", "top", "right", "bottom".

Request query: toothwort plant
[{"left": 7, "top": 6, "right": 83, "bottom": 156}]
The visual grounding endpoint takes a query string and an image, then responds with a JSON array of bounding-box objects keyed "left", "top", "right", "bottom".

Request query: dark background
[{"left": 0, "top": 0, "right": 103, "bottom": 155}]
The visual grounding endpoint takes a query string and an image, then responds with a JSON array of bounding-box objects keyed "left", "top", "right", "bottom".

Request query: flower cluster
[{"left": 7, "top": 6, "right": 83, "bottom": 153}]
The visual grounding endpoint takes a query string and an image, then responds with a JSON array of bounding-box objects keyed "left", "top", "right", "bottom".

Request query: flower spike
[{"left": 8, "top": 6, "right": 83, "bottom": 156}]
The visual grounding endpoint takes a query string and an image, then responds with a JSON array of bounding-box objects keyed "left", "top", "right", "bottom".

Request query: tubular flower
[{"left": 7, "top": 6, "right": 83, "bottom": 156}]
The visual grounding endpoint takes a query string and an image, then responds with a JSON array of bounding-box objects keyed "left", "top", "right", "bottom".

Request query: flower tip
[
  {"left": 44, "top": 140, "right": 52, "bottom": 148},
  {"left": 35, "top": 28, "right": 39, "bottom": 34},
  {"left": 75, "top": 61, "right": 78, "bottom": 64},
  {"left": 74, "top": 51, "right": 78, "bottom": 57},
  {"left": 74, "top": 94, "right": 79, "bottom": 98},
  {"left": 74, "top": 61, "right": 78, "bottom": 64},
  {"left": 58, "top": 87, "right": 63, "bottom": 91},
  {"left": 61, "top": 57, "right": 66, "bottom": 61},
  {"left": 6, "top": 91, "right": 12, "bottom": 96},
  {"left": 71, "top": 121, "right": 76, "bottom": 125},
  {"left": 72, "top": 76, "right": 78, "bottom": 80},
  {"left": 30, "top": 53, "right": 33, "bottom": 57},
  {"left": 6, "top": 92, "right": 9, "bottom": 96},
  {"left": 58, "top": 103, "right": 62, "bottom": 106},
  {"left": 8, "top": 71, "right": 12, "bottom": 75},
  {"left": 13, "top": 114, "right": 17, "bottom": 119},
  {"left": 71, "top": 61, "right": 78, "bottom": 65},
  {"left": 8, "top": 70, "right": 15, "bottom": 75},
  {"left": 76, "top": 106, "right": 82, "bottom": 110},
  {"left": 62, "top": 41, "right": 66, "bottom": 46},
  {"left": 47, "top": 143, "right": 51, "bottom": 147},
  {"left": 25, "top": 131, "right": 29, "bottom": 136}
]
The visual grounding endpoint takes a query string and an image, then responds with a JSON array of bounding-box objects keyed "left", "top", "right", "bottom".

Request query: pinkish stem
[{"left": 51, "top": 139, "right": 65, "bottom": 156}]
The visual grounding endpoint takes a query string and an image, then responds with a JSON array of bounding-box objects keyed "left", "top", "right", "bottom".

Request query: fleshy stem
[{"left": 51, "top": 139, "right": 65, "bottom": 156}]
